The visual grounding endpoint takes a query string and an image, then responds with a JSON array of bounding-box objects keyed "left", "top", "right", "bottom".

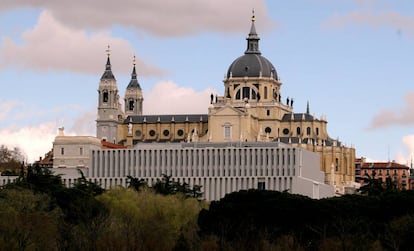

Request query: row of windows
[
  {"left": 91, "top": 148, "right": 298, "bottom": 178},
  {"left": 283, "top": 127, "right": 319, "bottom": 135},
  {"left": 135, "top": 129, "right": 197, "bottom": 137},
  {"left": 232, "top": 85, "right": 277, "bottom": 101}
]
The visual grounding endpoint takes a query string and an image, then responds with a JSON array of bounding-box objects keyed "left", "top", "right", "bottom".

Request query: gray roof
[
  {"left": 126, "top": 65, "right": 141, "bottom": 89},
  {"left": 124, "top": 114, "right": 208, "bottom": 124},
  {"left": 101, "top": 56, "right": 116, "bottom": 80},
  {"left": 226, "top": 17, "right": 278, "bottom": 80},
  {"left": 281, "top": 113, "right": 317, "bottom": 122}
]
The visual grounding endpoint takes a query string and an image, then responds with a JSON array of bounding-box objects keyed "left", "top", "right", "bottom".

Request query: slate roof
[
  {"left": 126, "top": 65, "right": 141, "bottom": 89},
  {"left": 281, "top": 113, "right": 317, "bottom": 122},
  {"left": 124, "top": 114, "right": 208, "bottom": 124},
  {"left": 101, "top": 56, "right": 115, "bottom": 80}
]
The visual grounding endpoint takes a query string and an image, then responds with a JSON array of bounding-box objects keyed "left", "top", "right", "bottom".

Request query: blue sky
[{"left": 0, "top": 0, "right": 413, "bottom": 163}]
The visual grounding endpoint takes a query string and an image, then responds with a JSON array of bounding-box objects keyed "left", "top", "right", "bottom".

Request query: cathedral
[{"left": 96, "top": 14, "right": 355, "bottom": 189}]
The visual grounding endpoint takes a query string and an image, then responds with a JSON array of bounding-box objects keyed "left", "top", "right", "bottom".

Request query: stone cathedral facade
[{"left": 96, "top": 15, "right": 355, "bottom": 190}]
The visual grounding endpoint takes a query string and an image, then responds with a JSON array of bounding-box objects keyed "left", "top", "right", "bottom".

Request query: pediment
[{"left": 210, "top": 105, "right": 245, "bottom": 116}]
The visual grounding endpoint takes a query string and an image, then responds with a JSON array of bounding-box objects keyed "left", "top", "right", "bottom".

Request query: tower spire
[
  {"left": 127, "top": 55, "right": 141, "bottom": 89},
  {"left": 101, "top": 45, "right": 115, "bottom": 80},
  {"left": 306, "top": 101, "right": 310, "bottom": 114},
  {"left": 245, "top": 10, "right": 261, "bottom": 54},
  {"left": 131, "top": 55, "right": 137, "bottom": 80}
]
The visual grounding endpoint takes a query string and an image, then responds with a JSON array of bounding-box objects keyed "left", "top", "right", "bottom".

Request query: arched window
[
  {"left": 242, "top": 87, "right": 250, "bottom": 99},
  {"left": 306, "top": 127, "right": 311, "bottom": 135},
  {"left": 296, "top": 127, "right": 301, "bottom": 135},
  {"left": 103, "top": 90, "right": 109, "bottom": 103},
  {"left": 128, "top": 99, "right": 134, "bottom": 111},
  {"left": 235, "top": 90, "right": 241, "bottom": 100},
  {"left": 251, "top": 90, "right": 257, "bottom": 99},
  {"left": 264, "top": 86, "right": 268, "bottom": 99},
  {"left": 316, "top": 128, "right": 319, "bottom": 135},
  {"left": 235, "top": 86, "right": 258, "bottom": 101}
]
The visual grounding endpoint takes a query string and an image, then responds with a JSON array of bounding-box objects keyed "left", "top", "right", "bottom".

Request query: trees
[
  {"left": 127, "top": 175, "right": 147, "bottom": 191},
  {"left": 152, "top": 174, "right": 203, "bottom": 199},
  {"left": 97, "top": 188, "right": 203, "bottom": 251},
  {"left": 0, "top": 145, "right": 26, "bottom": 174},
  {"left": 0, "top": 189, "right": 61, "bottom": 250}
]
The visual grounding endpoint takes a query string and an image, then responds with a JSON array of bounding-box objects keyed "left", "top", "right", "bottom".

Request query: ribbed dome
[
  {"left": 226, "top": 14, "right": 278, "bottom": 80},
  {"left": 227, "top": 54, "right": 277, "bottom": 79}
]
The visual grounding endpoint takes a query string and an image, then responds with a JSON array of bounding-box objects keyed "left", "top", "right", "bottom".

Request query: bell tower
[
  {"left": 124, "top": 56, "right": 143, "bottom": 116},
  {"left": 96, "top": 46, "right": 121, "bottom": 143}
]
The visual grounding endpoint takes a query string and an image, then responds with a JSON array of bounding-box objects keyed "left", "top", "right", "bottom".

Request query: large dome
[
  {"left": 227, "top": 54, "right": 278, "bottom": 80},
  {"left": 226, "top": 15, "right": 278, "bottom": 80}
]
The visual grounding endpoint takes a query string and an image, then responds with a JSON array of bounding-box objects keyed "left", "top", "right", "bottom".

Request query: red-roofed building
[
  {"left": 356, "top": 157, "right": 410, "bottom": 190},
  {"left": 101, "top": 140, "right": 127, "bottom": 149}
]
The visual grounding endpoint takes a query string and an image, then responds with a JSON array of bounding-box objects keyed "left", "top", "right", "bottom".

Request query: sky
[{"left": 0, "top": 0, "right": 413, "bottom": 164}]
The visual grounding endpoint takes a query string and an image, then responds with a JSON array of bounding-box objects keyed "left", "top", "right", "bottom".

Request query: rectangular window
[
  {"left": 266, "top": 109, "right": 270, "bottom": 116},
  {"left": 61, "top": 148, "right": 64, "bottom": 155},
  {"left": 224, "top": 126, "right": 231, "bottom": 139},
  {"left": 80, "top": 147, "right": 83, "bottom": 155},
  {"left": 335, "top": 158, "right": 339, "bottom": 172}
]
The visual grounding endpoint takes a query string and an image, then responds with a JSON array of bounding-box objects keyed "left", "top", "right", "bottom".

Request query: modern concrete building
[{"left": 85, "top": 141, "right": 334, "bottom": 200}]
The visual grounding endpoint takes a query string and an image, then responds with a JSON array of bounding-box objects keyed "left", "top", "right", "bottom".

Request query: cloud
[
  {"left": 324, "top": 10, "right": 414, "bottom": 35},
  {"left": 0, "top": 98, "right": 96, "bottom": 163},
  {"left": 0, "top": 122, "right": 57, "bottom": 163},
  {"left": 0, "top": 11, "right": 165, "bottom": 76},
  {"left": 0, "top": 0, "right": 272, "bottom": 37},
  {"left": 67, "top": 109, "right": 95, "bottom": 136},
  {"left": 144, "top": 81, "right": 217, "bottom": 115},
  {"left": 395, "top": 134, "right": 414, "bottom": 165},
  {"left": 368, "top": 91, "right": 414, "bottom": 128}
]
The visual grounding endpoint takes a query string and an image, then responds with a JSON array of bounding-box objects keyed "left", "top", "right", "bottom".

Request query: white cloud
[
  {"left": 0, "top": 0, "right": 272, "bottom": 36},
  {"left": 0, "top": 11, "right": 165, "bottom": 76},
  {"left": 368, "top": 91, "right": 414, "bottom": 128},
  {"left": 393, "top": 135, "right": 414, "bottom": 165},
  {"left": 0, "top": 122, "right": 57, "bottom": 163},
  {"left": 67, "top": 109, "right": 95, "bottom": 136},
  {"left": 144, "top": 81, "right": 217, "bottom": 115},
  {"left": 324, "top": 10, "right": 414, "bottom": 36}
]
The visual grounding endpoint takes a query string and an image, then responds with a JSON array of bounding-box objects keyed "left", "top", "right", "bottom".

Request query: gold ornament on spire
[
  {"left": 251, "top": 9, "right": 255, "bottom": 22},
  {"left": 133, "top": 55, "right": 136, "bottom": 66}
]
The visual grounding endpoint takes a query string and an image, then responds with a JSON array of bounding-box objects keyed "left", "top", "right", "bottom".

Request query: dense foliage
[
  {"left": 198, "top": 189, "right": 414, "bottom": 251},
  {"left": 2, "top": 164, "right": 414, "bottom": 250},
  {"left": 0, "top": 145, "right": 26, "bottom": 175}
]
